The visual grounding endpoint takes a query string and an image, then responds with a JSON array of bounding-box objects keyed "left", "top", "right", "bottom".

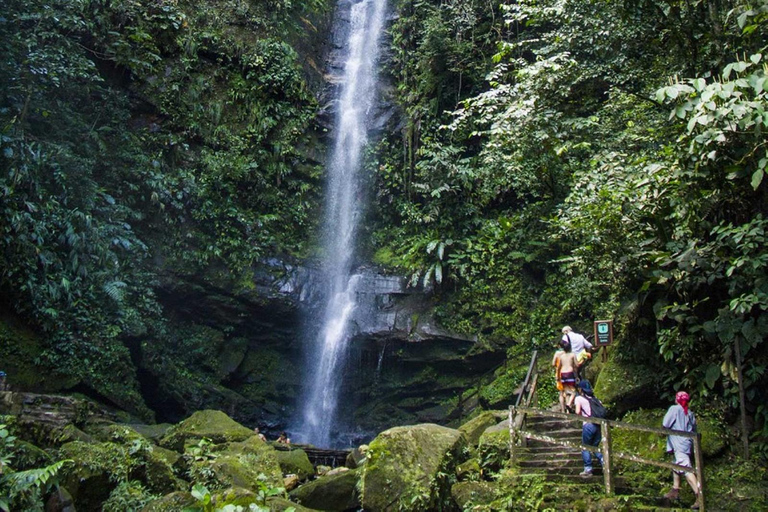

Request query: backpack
[{"left": 586, "top": 395, "right": 607, "bottom": 419}]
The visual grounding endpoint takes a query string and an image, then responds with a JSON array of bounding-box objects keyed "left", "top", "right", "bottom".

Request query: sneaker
[
  {"left": 663, "top": 488, "right": 680, "bottom": 501},
  {"left": 690, "top": 494, "right": 701, "bottom": 510},
  {"left": 579, "top": 470, "right": 593, "bottom": 478}
]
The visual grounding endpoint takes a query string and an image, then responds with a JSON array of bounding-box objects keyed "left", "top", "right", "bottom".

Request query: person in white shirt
[{"left": 562, "top": 326, "right": 593, "bottom": 372}]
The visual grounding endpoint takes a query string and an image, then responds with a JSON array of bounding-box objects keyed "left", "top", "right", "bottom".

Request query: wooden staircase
[{"left": 515, "top": 413, "right": 603, "bottom": 481}]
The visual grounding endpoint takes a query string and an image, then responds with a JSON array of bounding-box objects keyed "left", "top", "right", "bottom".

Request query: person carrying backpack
[{"left": 574, "top": 380, "right": 605, "bottom": 477}]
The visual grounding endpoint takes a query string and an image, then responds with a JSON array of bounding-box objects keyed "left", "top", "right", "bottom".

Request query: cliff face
[{"left": 146, "top": 261, "right": 500, "bottom": 439}]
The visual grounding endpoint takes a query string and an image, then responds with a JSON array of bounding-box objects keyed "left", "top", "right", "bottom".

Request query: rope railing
[{"left": 509, "top": 406, "right": 706, "bottom": 511}]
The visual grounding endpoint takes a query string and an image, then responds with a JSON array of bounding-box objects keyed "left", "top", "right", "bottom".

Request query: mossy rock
[
  {"left": 191, "top": 436, "right": 283, "bottom": 492},
  {"left": 127, "top": 423, "right": 173, "bottom": 443},
  {"left": 49, "top": 424, "right": 95, "bottom": 446},
  {"left": 159, "top": 410, "right": 255, "bottom": 452},
  {"left": 458, "top": 410, "right": 506, "bottom": 446},
  {"left": 455, "top": 458, "right": 481, "bottom": 482},
  {"left": 58, "top": 441, "right": 134, "bottom": 510},
  {"left": 477, "top": 423, "right": 510, "bottom": 474},
  {"left": 218, "top": 337, "right": 250, "bottom": 379},
  {"left": 289, "top": 467, "right": 361, "bottom": 511},
  {"left": 275, "top": 448, "right": 314, "bottom": 480},
  {"left": 141, "top": 491, "right": 195, "bottom": 511},
  {"left": 152, "top": 445, "right": 181, "bottom": 467},
  {"left": 267, "top": 496, "right": 320, "bottom": 511},
  {"left": 140, "top": 448, "right": 186, "bottom": 494},
  {"left": 0, "top": 313, "right": 79, "bottom": 392},
  {"left": 594, "top": 348, "right": 659, "bottom": 414},
  {"left": 12, "top": 440, "right": 53, "bottom": 470},
  {"left": 361, "top": 423, "right": 468, "bottom": 512},
  {"left": 450, "top": 481, "right": 497, "bottom": 509},
  {"left": 86, "top": 423, "right": 149, "bottom": 445}
]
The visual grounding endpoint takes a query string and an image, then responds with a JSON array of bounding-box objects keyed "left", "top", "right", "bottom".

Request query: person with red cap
[{"left": 662, "top": 391, "right": 701, "bottom": 509}]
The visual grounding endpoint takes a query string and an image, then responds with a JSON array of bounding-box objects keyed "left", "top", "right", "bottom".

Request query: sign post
[{"left": 594, "top": 320, "right": 613, "bottom": 362}]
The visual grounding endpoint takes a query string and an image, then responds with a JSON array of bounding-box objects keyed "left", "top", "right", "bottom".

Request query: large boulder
[
  {"left": 141, "top": 491, "right": 196, "bottom": 511},
  {"left": 360, "top": 424, "right": 468, "bottom": 511},
  {"left": 189, "top": 436, "right": 283, "bottom": 491},
  {"left": 477, "top": 421, "right": 510, "bottom": 474},
  {"left": 58, "top": 441, "right": 133, "bottom": 510},
  {"left": 450, "top": 481, "right": 497, "bottom": 509},
  {"left": 159, "top": 410, "right": 254, "bottom": 452},
  {"left": 275, "top": 448, "right": 314, "bottom": 480},
  {"left": 289, "top": 467, "right": 361, "bottom": 511},
  {"left": 458, "top": 410, "right": 506, "bottom": 447}
]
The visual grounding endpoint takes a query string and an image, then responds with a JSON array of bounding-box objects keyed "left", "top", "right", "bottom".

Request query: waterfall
[{"left": 299, "top": 0, "right": 388, "bottom": 448}]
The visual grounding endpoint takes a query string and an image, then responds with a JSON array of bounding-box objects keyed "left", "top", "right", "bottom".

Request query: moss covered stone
[
  {"left": 477, "top": 421, "right": 510, "bottom": 474},
  {"left": 127, "top": 423, "right": 173, "bottom": 443},
  {"left": 455, "top": 458, "right": 481, "bottom": 481},
  {"left": 50, "top": 424, "right": 95, "bottom": 446},
  {"left": 289, "top": 466, "right": 361, "bottom": 511},
  {"left": 593, "top": 346, "right": 659, "bottom": 413},
  {"left": 0, "top": 313, "right": 79, "bottom": 393},
  {"left": 190, "top": 436, "right": 283, "bottom": 492},
  {"left": 141, "top": 491, "right": 196, "bottom": 512},
  {"left": 275, "top": 448, "right": 314, "bottom": 480},
  {"left": 458, "top": 410, "right": 506, "bottom": 446},
  {"left": 87, "top": 423, "right": 149, "bottom": 445},
  {"left": 267, "top": 496, "right": 320, "bottom": 511},
  {"left": 58, "top": 441, "right": 136, "bottom": 510},
  {"left": 159, "top": 410, "right": 255, "bottom": 452},
  {"left": 361, "top": 424, "right": 468, "bottom": 511},
  {"left": 450, "top": 481, "right": 497, "bottom": 509}
]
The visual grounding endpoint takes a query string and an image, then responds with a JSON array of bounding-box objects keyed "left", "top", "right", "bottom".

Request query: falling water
[{"left": 299, "top": 0, "right": 388, "bottom": 447}]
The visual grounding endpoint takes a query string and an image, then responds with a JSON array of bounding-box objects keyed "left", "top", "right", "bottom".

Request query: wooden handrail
[
  {"left": 509, "top": 405, "right": 706, "bottom": 511},
  {"left": 514, "top": 350, "right": 538, "bottom": 408},
  {"left": 514, "top": 407, "right": 700, "bottom": 439}
]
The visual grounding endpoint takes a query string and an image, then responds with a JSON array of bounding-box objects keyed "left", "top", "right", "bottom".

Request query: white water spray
[{"left": 300, "top": 0, "right": 388, "bottom": 447}]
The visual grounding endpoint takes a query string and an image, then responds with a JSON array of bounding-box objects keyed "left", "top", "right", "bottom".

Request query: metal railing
[{"left": 509, "top": 406, "right": 706, "bottom": 511}]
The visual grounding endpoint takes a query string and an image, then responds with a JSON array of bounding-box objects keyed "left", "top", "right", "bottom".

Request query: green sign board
[{"left": 593, "top": 320, "right": 613, "bottom": 346}]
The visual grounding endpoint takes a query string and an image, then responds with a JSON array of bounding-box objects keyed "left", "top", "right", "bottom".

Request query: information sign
[{"left": 594, "top": 320, "right": 613, "bottom": 346}]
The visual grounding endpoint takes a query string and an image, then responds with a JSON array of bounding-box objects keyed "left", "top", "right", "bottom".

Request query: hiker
[
  {"left": 561, "top": 326, "right": 593, "bottom": 377},
  {"left": 254, "top": 427, "right": 267, "bottom": 442},
  {"left": 277, "top": 431, "right": 291, "bottom": 444},
  {"left": 553, "top": 339, "right": 577, "bottom": 413},
  {"left": 662, "top": 391, "right": 701, "bottom": 510},
  {"left": 0, "top": 371, "right": 7, "bottom": 391},
  {"left": 574, "top": 380, "right": 604, "bottom": 478}
]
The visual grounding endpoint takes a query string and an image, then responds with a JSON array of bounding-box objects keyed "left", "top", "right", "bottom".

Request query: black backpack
[{"left": 586, "top": 395, "right": 607, "bottom": 419}]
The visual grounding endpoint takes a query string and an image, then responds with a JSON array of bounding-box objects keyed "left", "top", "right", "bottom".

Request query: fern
[
  {"left": 103, "top": 280, "right": 127, "bottom": 302},
  {"left": 1, "top": 459, "right": 72, "bottom": 511}
]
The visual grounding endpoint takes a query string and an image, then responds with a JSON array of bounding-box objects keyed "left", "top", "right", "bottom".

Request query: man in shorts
[{"left": 662, "top": 391, "right": 701, "bottom": 510}]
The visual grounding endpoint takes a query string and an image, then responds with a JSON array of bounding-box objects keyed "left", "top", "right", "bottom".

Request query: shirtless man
[{"left": 553, "top": 339, "right": 578, "bottom": 412}]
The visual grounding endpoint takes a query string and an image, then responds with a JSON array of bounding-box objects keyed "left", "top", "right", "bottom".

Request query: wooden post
[
  {"left": 509, "top": 406, "right": 515, "bottom": 464},
  {"left": 601, "top": 422, "right": 613, "bottom": 495},
  {"left": 734, "top": 338, "right": 750, "bottom": 458},
  {"left": 693, "top": 432, "right": 705, "bottom": 512}
]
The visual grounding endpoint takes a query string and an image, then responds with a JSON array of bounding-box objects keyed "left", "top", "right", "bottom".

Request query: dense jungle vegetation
[
  {"left": 1, "top": 0, "right": 768, "bottom": 467},
  {"left": 1, "top": 0, "right": 332, "bottom": 417},
  {"left": 369, "top": 0, "right": 768, "bottom": 454}
]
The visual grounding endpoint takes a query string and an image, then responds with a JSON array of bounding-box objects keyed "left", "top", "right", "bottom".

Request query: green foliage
[
  {"left": 0, "top": 0, "right": 330, "bottom": 413},
  {"left": 375, "top": 0, "right": 768, "bottom": 454},
  {"left": 0, "top": 423, "right": 71, "bottom": 512},
  {"left": 185, "top": 475, "right": 292, "bottom": 512},
  {"left": 103, "top": 481, "right": 158, "bottom": 512}
]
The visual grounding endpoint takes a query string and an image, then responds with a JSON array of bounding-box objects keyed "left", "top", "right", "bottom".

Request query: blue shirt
[{"left": 663, "top": 404, "right": 696, "bottom": 454}]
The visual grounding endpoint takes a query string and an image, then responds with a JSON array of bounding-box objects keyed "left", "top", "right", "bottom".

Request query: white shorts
[{"left": 672, "top": 451, "right": 692, "bottom": 474}]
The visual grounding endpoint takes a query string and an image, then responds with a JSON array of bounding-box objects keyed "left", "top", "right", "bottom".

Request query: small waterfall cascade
[{"left": 299, "top": 0, "right": 388, "bottom": 447}]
